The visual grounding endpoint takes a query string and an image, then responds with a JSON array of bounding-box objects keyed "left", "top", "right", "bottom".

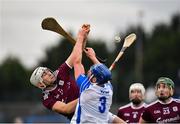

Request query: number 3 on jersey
[{"left": 99, "top": 96, "right": 106, "bottom": 113}]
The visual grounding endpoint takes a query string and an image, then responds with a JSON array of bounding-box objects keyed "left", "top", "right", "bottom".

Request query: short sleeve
[
  {"left": 76, "top": 74, "right": 88, "bottom": 87},
  {"left": 57, "top": 63, "right": 71, "bottom": 81},
  {"left": 141, "top": 108, "right": 151, "bottom": 122},
  {"left": 117, "top": 109, "right": 123, "bottom": 118},
  {"left": 42, "top": 94, "right": 57, "bottom": 110}
]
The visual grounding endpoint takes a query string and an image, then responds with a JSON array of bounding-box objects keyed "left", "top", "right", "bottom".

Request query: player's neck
[
  {"left": 44, "top": 83, "right": 57, "bottom": 91},
  {"left": 132, "top": 102, "right": 144, "bottom": 108},
  {"left": 159, "top": 97, "right": 172, "bottom": 104}
]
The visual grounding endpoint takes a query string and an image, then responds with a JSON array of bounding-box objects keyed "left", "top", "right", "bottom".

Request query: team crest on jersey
[
  {"left": 59, "top": 80, "right": 64, "bottom": 86},
  {"left": 173, "top": 106, "right": 178, "bottom": 112}
]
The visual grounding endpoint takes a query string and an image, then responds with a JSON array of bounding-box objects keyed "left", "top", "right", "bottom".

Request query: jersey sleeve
[
  {"left": 57, "top": 62, "right": 71, "bottom": 81},
  {"left": 141, "top": 107, "right": 151, "bottom": 122},
  {"left": 117, "top": 109, "right": 123, "bottom": 118},
  {"left": 76, "top": 74, "right": 90, "bottom": 92},
  {"left": 76, "top": 74, "right": 88, "bottom": 87},
  {"left": 42, "top": 94, "right": 57, "bottom": 110}
]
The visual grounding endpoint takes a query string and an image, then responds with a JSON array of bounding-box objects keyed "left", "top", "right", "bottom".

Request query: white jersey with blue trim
[{"left": 71, "top": 74, "right": 113, "bottom": 124}]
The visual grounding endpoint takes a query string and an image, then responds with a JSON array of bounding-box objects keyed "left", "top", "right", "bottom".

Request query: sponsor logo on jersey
[
  {"left": 100, "top": 90, "right": 109, "bottom": 94},
  {"left": 124, "top": 113, "right": 130, "bottom": 116},
  {"left": 156, "top": 115, "right": 180, "bottom": 123}
]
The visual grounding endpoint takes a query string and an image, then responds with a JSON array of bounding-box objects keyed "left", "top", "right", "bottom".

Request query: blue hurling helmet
[{"left": 90, "top": 63, "right": 112, "bottom": 84}]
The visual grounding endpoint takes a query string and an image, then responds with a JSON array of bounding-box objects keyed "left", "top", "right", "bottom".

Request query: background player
[
  {"left": 117, "top": 83, "right": 146, "bottom": 123},
  {"left": 139, "top": 77, "right": 180, "bottom": 123}
]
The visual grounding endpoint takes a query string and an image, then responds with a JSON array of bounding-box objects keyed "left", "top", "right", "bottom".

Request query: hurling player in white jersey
[{"left": 70, "top": 24, "right": 125, "bottom": 124}]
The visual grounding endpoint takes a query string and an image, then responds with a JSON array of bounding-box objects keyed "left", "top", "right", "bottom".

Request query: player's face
[
  {"left": 156, "top": 83, "right": 171, "bottom": 101},
  {"left": 87, "top": 70, "right": 92, "bottom": 78},
  {"left": 129, "top": 89, "right": 143, "bottom": 105},
  {"left": 41, "top": 69, "right": 56, "bottom": 86},
  {"left": 87, "top": 70, "right": 97, "bottom": 83}
]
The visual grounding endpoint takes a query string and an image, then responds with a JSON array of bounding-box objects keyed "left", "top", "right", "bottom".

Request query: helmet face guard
[
  {"left": 30, "top": 67, "right": 48, "bottom": 86},
  {"left": 90, "top": 64, "right": 112, "bottom": 84}
]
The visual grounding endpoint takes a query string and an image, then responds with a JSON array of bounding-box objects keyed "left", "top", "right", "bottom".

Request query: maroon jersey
[
  {"left": 117, "top": 103, "right": 146, "bottom": 123},
  {"left": 42, "top": 63, "right": 79, "bottom": 120},
  {"left": 141, "top": 98, "right": 180, "bottom": 123}
]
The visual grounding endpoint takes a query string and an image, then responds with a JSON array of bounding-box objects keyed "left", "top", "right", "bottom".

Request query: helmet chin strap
[{"left": 38, "top": 82, "right": 47, "bottom": 90}]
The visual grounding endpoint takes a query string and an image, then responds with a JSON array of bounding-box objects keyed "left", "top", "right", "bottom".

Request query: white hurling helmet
[
  {"left": 129, "top": 83, "right": 145, "bottom": 96},
  {"left": 30, "top": 67, "right": 47, "bottom": 86}
]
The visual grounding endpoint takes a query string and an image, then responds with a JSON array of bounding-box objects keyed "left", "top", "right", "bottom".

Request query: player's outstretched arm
[
  {"left": 73, "top": 24, "right": 90, "bottom": 80},
  {"left": 66, "top": 24, "right": 90, "bottom": 68}
]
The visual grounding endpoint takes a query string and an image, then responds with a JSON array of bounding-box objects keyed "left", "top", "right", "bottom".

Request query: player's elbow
[
  {"left": 53, "top": 105, "right": 72, "bottom": 114},
  {"left": 52, "top": 101, "right": 71, "bottom": 114},
  {"left": 73, "top": 57, "right": 81, "bottom": 65}
]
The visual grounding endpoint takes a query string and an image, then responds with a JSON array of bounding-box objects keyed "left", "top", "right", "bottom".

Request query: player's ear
[
  {"left": 91, "top": 77, "right": 97, "bottom": 83},
  {"left": 170, "top": 88, "right": 174, "bottom": 96}
]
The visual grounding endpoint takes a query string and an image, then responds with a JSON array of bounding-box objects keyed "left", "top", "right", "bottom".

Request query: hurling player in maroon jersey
[
  {"left": 117, "top": 83, "right": 146, "bottom": 123},
  {"left": 29, "top": 24, "right": 91, "bottom": 120},
  {"left": 139, "top": 77, "right": 180, "bottom": 123}
]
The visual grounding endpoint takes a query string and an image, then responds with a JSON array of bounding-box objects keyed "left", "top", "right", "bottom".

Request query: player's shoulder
[
  {"left": 142, "top": 102, "right": 148, "bottom": 108},
  {"left": 105, "top": 82, "right": 113, "bottom": 90},
  {"left": 145, "top": 100, "right": 159, "bottom": 108},
  {"left": 172, "top": 98, "right": 180, "bottom": 103},
  {"left": 118, "top": 103, "right": 131, "bottom": 110},
  {"left": 58, "top": 62, "right": 72, "bottom": 72}
]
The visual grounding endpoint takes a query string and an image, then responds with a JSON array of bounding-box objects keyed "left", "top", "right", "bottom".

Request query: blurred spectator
[
  {"left": 145, "top": 86, "right": 157, "bottom": 103},
  {"left": 13, "top": 116, "right": 23, "bottom": 124}
]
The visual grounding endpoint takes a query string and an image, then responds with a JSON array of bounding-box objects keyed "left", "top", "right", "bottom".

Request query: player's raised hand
[
  {"left": 77, "top": 24, "right": 90, "bottom": 42},
  {"left": 84, "top": 47, "right": 100, "bottom": 64}
]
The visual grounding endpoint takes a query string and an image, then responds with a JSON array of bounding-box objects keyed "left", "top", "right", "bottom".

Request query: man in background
[
  {"left": 139, "top": 77, "right": 180, "bottom": 123},
  {"left": 117, "top": 83, "right": 146, "bottom": 123}
]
